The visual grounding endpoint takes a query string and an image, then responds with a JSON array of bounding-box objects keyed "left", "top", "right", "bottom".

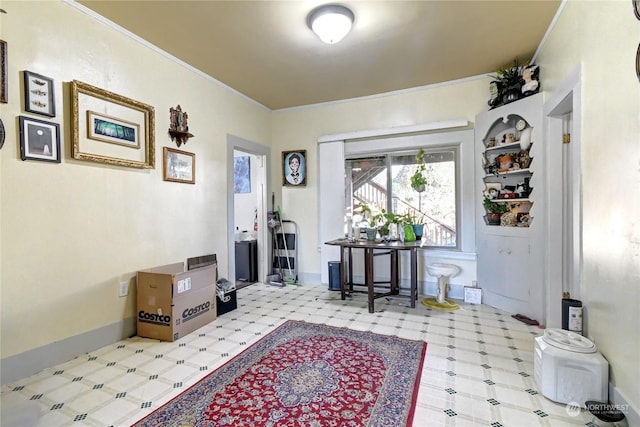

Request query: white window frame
[{"left": 318, "top": 127, "right": 476, "bottom": 284}]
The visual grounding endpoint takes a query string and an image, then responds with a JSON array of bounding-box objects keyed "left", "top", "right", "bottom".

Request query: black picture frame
[
  {"left": 637, "top": 43, "right": 640, "bottom": 83},
  {"left": 23, "top": 70, "right": 55, "bottom": 117},
  {"left": 19, "top": 115, "right": 61, "bottom": 163},
  {"left": 282, "top": 150, "right": 307, "bottom": 187},
  {"left": 0, "top": 40, "right": 7, "bottom": 104},
  {"left": 634, "top": 0, "right": 640, "bottom": 20}
]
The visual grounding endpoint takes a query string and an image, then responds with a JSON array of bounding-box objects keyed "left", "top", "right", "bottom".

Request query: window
[{"left": 346, "top": 148, "right": 458, "bottom": 248}]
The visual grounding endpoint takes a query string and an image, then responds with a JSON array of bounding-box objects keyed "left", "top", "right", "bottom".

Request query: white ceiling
[{"left": 76, "top": 1, "right": 561, "bottom": 110}]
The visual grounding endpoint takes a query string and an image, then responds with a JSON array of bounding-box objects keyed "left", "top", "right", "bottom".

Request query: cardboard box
[
  {"left": 137, "top": 262, "right": 217, "bottom": 341},
  {"left": 464, "top": 286, "right": 482, "bottom": 304}
]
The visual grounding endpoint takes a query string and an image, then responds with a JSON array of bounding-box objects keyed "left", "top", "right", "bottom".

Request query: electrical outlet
[{"left": 119, "top": 281, "right": 129, "bottom": 297}]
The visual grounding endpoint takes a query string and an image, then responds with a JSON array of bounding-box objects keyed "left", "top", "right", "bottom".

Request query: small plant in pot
[
  {"left": 410, "top": 149, "right": 428, "bottom": 192},
  {"left": 373, "top": 209, "right": 403, "bottom": 239},
  {"left": 360, "top": 204, "right": 379, "bottom": 240},
  {"left": 405, "top": 211, "right": 425, "bottom": 240},
  {"left": 483, "top": 196, "right": 509, "bottom": 225}
]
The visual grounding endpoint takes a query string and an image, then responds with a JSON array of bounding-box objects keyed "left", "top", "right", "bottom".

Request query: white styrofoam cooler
[{"left": 534, "top": 329, "right": 608, "bottom": 408}]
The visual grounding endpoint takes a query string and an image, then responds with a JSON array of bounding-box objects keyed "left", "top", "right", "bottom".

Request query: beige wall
[
  {"left": 0, "top": 1, "right": 270, "bottom": 358},
  {"left": 2, "top": 0, "right": 638, "bottom": 416},
  {"left": 535, "top": 0, "right": 639, "bottom": 413},
  {"left": 271, "top": 79, "right": 489, "bottom": 276}
]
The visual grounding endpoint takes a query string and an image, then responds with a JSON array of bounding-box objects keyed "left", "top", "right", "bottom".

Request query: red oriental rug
[{"left": 132, "top": 320, "right": 427, "bottom": 427}]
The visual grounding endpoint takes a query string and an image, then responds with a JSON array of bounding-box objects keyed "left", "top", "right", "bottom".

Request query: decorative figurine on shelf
[
  {"left": 488, "top": 80, "right": 501, "bottom": 109},
  {"left": 170, "top": 105, "right": 189, "bottom": 132},
  {"left": 515, "top": 181, "right": 529, "bottom": 198},
  {"left": 498, "top": 153, "right": 513, "bottom": 172},
  {"left": 518, "top": 149, "right": 531, "bottom": 168},
  {"left": 517, "top": 212, "right": 531, "bottom": 227},
  {"left": 521, "top": 64, "right": 540, "bottom": 95},
  {"left": 168, "top": 104, "right": 194, "bottom": 147},
  {"left": 501, "top": 211, "right": 517, "bottom": 226}
]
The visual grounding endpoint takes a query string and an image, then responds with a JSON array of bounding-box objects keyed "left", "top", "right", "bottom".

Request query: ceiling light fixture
[{"left": 307, "top": 4, "right": 354, "bottom": 44}]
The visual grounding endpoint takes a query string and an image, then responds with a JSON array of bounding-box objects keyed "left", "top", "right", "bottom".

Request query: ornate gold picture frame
[{"left": 70, "top": 80, "right": 155, "bottom": 169}]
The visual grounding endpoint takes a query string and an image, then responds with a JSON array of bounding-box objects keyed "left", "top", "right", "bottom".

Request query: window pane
[
  {"left": 346, "top": 157, "right": 387, "bottom": 227},
  {"left": 346, "top": 149, "right": 457, "bottom": 248},
  {"left": 391, "top": 150, "right": 456, "bottom": 247}
]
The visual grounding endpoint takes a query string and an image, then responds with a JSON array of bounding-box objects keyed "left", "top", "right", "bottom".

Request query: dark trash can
[{"left": 328, "top": 261, "right": 341, "bottom": 291}]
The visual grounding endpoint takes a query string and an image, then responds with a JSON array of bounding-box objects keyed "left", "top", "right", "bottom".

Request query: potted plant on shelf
[
  {"left": 483, "top": 196, "right": 510, "bottom": 225},
  {"left": 491, "top": 58, "right": 524, "bottom": 105},
  {"left": 410, "top": 149, "right": 428, "bottom": 192},
  {"left": 405, "top": 211, "right": 425, "bottom": 240}
]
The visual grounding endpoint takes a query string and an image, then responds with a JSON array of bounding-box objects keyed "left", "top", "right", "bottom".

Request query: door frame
[
  {"left": 227, "top": 134, "right": 271, "bottom": 285},
  {"left": 543, "top": 65, "right": 582, "bottom": 328}
]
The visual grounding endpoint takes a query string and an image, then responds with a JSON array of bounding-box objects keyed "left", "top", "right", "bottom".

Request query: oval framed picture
[
  {"left": 637, "top": 43, "right": 640, "bottom": 83},
  {"left": 634, "top": 0, "right": 640, "bottom": 20}
]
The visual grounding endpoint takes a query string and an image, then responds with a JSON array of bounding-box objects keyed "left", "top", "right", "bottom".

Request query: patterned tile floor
[{"left": 1, "top": 283, "right": 594, "bottom": 426}]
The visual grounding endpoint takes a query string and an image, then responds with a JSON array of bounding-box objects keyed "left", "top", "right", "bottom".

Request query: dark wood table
[{"left": 325, "top": 238, "right": 421, "bottom": 313}]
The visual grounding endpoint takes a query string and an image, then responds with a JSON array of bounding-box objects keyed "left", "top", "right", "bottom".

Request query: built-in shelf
[
  {"left": 168, "top": 130, "right": 194, "bottom": 147},
  {"left": 485, "top": 141, "right": 521, "bottom": 152},
  {"left": 474, "top": 93, "right": 545, "bottom": 322}
]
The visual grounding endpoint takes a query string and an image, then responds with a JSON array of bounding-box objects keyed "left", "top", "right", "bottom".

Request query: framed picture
[
  {"left": 23, "top": 70, "right": 55, "bottom": 117},
  {"left": 234, "top": 155, "right": 251, "bottom": 193},
  {"left": 0, "top": 118, "right": 5, "bottom": 150},
  {"left": 70, "top": 80, "right": 155, "bottom": 169},
  {"left": 282, "top": 150, "right": 307, "bottom": 187},
  {"left": 18, "top": 116, "right": 61, "bottom": 163},
  {"left": 87, "top": 110, "right": 140, "bottom": 148},
  {"left": 0, "top": 40, "right": 6, "bottom": 104},
  {"left": 636, "top": 43, "right": 640, "bottom": 83},
  {"left": 163, "top": 146, "right": 195, "bottom": 184}
]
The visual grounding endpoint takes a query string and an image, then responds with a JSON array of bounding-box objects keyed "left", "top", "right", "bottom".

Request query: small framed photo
[
  {"left": 87, "top": 110, "right": 140, "bottom": 148},
  {"left": 23, "top": 70, "right": 55, "bottom": 117},
  {"left": 19, "top": 116, "right": 61, "bottom": 163},
  {"left": 282, "top": 150, "right": 307, "bottom": 187},
  {"left": 163, "top": 146, "right": 195, "bottom": 184}
]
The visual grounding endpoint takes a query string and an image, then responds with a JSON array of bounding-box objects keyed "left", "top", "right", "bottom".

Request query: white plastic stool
[{"left": 426, "top": 263, "right": 461, "bottom": 303}]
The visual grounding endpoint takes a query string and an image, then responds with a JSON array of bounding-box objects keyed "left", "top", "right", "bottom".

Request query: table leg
[
  {"left": 347, "top": 247, "right": 354, "bottom": 293},
  {"left": 365, "top": 248, "right": 374, "bottom": 313},
  {"left": 339, "top": 246, "right": 346, "bottom": 301},
  {"left": 390, "top": 249, "right": 398, "bottom": 294},
  {"left": 410, "top": 248, "right": 417, "bottom": 308}
]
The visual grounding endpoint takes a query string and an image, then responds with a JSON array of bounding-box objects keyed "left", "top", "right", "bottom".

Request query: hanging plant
[{"left": 410, "top": 148, "right": 428, "bottom": 192}]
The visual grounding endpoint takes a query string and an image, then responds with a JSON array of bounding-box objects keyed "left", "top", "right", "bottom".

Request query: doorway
[
  {"left": 226, "top": 134, "right": 271, "bottom": 289},
  {"left": 544, "top": 67, "right": 582, "bottom": 328}
]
